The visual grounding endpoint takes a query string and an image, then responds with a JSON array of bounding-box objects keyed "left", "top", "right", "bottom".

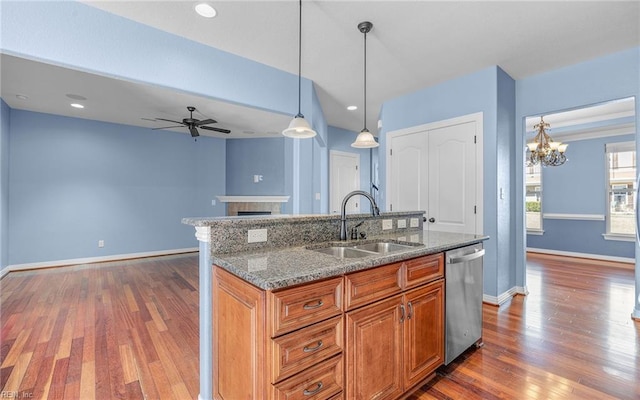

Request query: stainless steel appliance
[{"left": 445, "top": 243, "right": 485, "bottom": 365}]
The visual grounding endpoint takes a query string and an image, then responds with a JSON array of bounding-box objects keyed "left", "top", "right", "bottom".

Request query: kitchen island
[{"left": 183, "top": 212, "right": 488, "bottom": 400}]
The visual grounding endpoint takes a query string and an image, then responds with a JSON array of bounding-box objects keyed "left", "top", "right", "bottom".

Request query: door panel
[
  {"left": 387, "top": 113, "right": 481, "bottom": 234},
  {"left": 428, "top": 121, "right": 476, "bottom": 233},
  {"left": 403, "top": 281, "right": 444, "bottom": 389},
  {"left": 389, "top": 132, "right": 427, "bottom": 213},
  {"left": 330, "top": 151, "right": 360, "bottom": 214},
  {"left": 345, "top": 295, "right": 404, "bottom": 400}
]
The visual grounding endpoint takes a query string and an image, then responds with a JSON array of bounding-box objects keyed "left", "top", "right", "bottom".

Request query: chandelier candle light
[{"left": 526, "top": 116, "right": 568, "bottom": 167}]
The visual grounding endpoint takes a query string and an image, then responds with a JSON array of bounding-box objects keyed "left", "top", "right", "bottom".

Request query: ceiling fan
[{"left": 152, "top": 106, "right": 231, "bottom": 137}]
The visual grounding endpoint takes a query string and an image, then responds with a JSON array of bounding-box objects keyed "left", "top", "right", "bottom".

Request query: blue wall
[
  {"left": 226, "top": 138, "right": 286, "bottom": 196},
  {"left": 515, "top": 47, "right": 640, "bottom": 290},
  {"left": 527, "top": 134, "right": 635, "bottom": 258},
  {"left": 379, "top": 66, "right": 509, "bottom": 298},
  {"left": 0, "top": 100, "right": 9, "bottom": 273},
  {"left": 7, "top": 109, "right": 225, "bottom": 265},
  {"left": 0, "top": 0, "right": 328, "bottom": 216}
]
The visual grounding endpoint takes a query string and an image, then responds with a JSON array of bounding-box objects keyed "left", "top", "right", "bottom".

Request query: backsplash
[{"left": 183, "top": 211, "right": 425, "bottom": 254}]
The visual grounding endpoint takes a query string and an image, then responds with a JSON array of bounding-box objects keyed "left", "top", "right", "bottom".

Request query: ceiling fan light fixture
[
  {"left": 283, "top": 114, "right": 316, "bottom": 138},
  {"left": 283, "top": 0, "right": 316, "bottom": 139},
  {"left": 194, "top": 3, "right": 217, "bottom": 18},
  {"left": 351, "top": 129, "right": 379, "bottom": 148}
]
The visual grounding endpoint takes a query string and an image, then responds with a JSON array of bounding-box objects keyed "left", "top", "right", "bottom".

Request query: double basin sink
[{"left": 310, "top": 241, "right": 420, "bottom": 259}]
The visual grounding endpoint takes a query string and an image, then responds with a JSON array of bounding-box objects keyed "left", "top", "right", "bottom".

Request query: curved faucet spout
[{"left": 340, "top": 190, "right": 380, "bottom": 240}]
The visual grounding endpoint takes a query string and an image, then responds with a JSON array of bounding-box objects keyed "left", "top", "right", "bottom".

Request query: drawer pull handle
[
  {"left": 303, "top": 340, "right": 324, "bottom": 353},
  {"left": 399, "top": 304, "right": 405, "bottom": 323},
  {"left": 303, "top": 381, "right": 323, "bottom": 396},
  {"left": 303, "top": 299, "right": 324, "bottom": 310},
  {"left": 407, "top": 301, "right": 413, "bottom": 320}
]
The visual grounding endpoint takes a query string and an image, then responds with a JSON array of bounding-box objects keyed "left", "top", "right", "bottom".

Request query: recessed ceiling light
[
  {"left": 347, "top": 105, "right": 358, "bottom": 111},
  {"left": 16, "top": 94, "right": 29, "bottom": 100},
  {"left": 243, "top": 131, "right": 255, "bottom": 135},
  {"left": 70, "top": 103, "right": 85, "bottom": 109},
  {"left": 195, "top": 3, "right": 217, "bottom": 18}
]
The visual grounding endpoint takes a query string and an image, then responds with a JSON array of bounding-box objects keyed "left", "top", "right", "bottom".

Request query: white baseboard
[
  {"left": 527, "top": 247, "right": 634, "bottom": 264},
  {"left": 483, "top": 286, "right": 528, "bottom": 306},
  {"left": 0, "top": 247, "right": 199, "bottom": 278}
]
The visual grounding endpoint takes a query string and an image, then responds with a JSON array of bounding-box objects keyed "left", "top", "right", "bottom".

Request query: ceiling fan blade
[
  {"left": 155, "top": 118, "right": 184, "bottom": 125},
  {"left": 152, "top": 125, "right": 184, "bottom": 130},
  {"left": 200, "top": 125, "right": 231, "bottom": 134},
  {"left": 195, "top": 118, "right": 217, "bottom": 126},
  {"left": 189, "top": 127, "right": 200, "bottom": 137}
]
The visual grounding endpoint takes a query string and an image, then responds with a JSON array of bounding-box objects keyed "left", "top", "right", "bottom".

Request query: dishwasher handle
[{"left": 448, "top": 248, "right": 485, "bottom": 264}]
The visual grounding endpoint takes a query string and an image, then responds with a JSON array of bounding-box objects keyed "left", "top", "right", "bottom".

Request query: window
[
  {"left": 525, "top": 163, "right": 542, "bottom": 232},
  {"left": 605, "top": 141, "right": 636, "bottom": 238}
]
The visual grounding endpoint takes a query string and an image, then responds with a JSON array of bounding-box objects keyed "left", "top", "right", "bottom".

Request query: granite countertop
[{"left": 212, "top": 231, "right": 488, "bottom": 290}]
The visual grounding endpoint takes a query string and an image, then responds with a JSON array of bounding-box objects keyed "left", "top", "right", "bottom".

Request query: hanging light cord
[
  {"left": 296, "top": 0, "right": 303, "bottom": 118},
  {"left": 362, "top": 27, "right": 367, "bottom": 131}
]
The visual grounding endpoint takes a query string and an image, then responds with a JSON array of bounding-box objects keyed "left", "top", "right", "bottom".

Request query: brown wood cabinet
[
  {"left": 212, "top": 252, "right": 444, "bottom": 400},
  {"left": 344, "top": 252, "right": 444, "bottom": 400}
]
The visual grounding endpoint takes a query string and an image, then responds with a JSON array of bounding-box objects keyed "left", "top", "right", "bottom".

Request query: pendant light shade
[
  {"left": 351, "top": 129, "right": 378, "bottom": 148},
  {"left": 283, "top": 0, "right": 316, "bottom": 139},
  {"left": 351, "top": 21, "right": 379, "bottom": 149},
  {"left": 283, "top": 114, "right": 317, "bottom": 138}
]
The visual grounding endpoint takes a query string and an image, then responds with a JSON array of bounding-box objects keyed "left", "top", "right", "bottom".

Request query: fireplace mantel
[
  {"left": 216, "top": 196, "right": 290, "bottom": 203},
  {"left": 217, "top": 196, "right": 290, "bottom": 216}
]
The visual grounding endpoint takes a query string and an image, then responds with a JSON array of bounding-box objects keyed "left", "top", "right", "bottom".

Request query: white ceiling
[{"left": 2, "top": 1, "right": 639, "bottom": 138}]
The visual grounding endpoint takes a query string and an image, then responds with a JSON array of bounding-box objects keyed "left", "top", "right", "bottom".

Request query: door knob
[{"left": 428, "top": 217, "right": 435, "bottom": 223}]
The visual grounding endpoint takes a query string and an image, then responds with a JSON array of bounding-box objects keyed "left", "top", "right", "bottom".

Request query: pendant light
[
  {"left": 282, "top": 0, "right": 317, "bottom": 138},
  {"left": 351, "top": 21, "right": 379, "bottom": 148}
]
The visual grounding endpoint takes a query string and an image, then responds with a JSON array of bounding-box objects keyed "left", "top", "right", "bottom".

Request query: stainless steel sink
[
  {"left": 312, "top": 246, "right": 376, "bottom": 259},
  {"left": 352, "top": 242, "right": 416, "bottom": 254}
]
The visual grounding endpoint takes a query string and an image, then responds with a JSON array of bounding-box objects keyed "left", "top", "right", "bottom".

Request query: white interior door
[
  {"left": 427, "top": 121, "right": 477, "bottom": 233},
  {"left": 388, "top": 131, "right": 428, "bottom": 213},
  {"left": 330, "top": 151, "right": 360, "bottom": 214},
  {"left": 387, "top": 113, "right": 483, "bottom": 234}
]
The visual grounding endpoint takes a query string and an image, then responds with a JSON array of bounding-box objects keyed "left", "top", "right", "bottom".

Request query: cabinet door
[
  {"left": 213, "top": 267, "right": 267, "bottom": 400},
  {"left": 345, "top": 295, "right": 403, "bottom": 400},
  {"left": 403, "top": 279, "right": 444, "bottom": 389}
]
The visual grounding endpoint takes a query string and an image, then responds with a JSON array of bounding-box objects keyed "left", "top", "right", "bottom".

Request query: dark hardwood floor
[{"left": 1, "top": 252, "right": 638, "bottom": 399}]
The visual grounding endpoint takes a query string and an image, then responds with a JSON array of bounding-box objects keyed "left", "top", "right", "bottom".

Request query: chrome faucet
[{"left": 340, "top": 190, "right": 380, "bottom": 240}]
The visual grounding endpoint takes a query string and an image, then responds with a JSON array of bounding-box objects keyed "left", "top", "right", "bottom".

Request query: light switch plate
[
  {"left": 382, "top": 219, "right": 393, "bottom": 230},
  {"left": 410, "top": 218, "right": 419, "bottom": 228},
  {"left": 248, "top": 228, "right": 268, "bottom": 243},
  {"left": 397, "top": 219, "right": 407, "bottom": 228}
]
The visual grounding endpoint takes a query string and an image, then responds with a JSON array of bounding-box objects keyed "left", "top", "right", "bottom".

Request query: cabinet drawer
[
  {"left": 269, "top": 277, "right": 343, "bottom": 337},
  {"left": 271, "top": 316, "right": 343, "bottom": 383},
  {"left": 403, "top": 253, "right": 444, "bottom": 289},
  {"left": 271, "top": 355, "right": 343, "bottom": 400},
  {"left": 344, "top": 262, "right": 402, "bottom": 311}
]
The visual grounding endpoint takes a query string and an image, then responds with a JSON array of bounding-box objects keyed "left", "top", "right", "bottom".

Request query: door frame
[{"left": 385, "top": 112, "right": 484, "bottom": 234}]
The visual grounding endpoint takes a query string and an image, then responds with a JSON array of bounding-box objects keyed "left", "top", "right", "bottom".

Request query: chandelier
[{"left": 526, "top": 116, "right": 568, "bottom": 167}]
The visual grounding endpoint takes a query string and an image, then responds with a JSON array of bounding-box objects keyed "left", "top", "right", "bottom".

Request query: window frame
[
  {"left": 525, "top": 163, "right": 543, "bottom": 234},
  {"left": 603, "top": 141, "right": 636, "bottom": 242}
]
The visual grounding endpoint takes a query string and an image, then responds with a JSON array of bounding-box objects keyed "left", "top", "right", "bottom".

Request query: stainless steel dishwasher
[{"left": 444, "top": 243, "right": 485, "bottom": 365}]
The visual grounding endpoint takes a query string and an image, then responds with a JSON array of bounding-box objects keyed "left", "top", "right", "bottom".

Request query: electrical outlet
[
  {"left": 382, "top": 219, "right": 393, "bottom": 230},
  {"left": 211, "top": 199, "right": 216, "bottom": 206},
  {"left": 410, "top": 218, "right": 419, "bottom": 228},
  {"left": 248, "top": 228, "right": 268, "bottom": 243},
  {"left": 397, "top": 219, "right": 407, "bottom": 228},
  {"left": 98, "top": 240, "right": 105, "bottom": 248}
]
